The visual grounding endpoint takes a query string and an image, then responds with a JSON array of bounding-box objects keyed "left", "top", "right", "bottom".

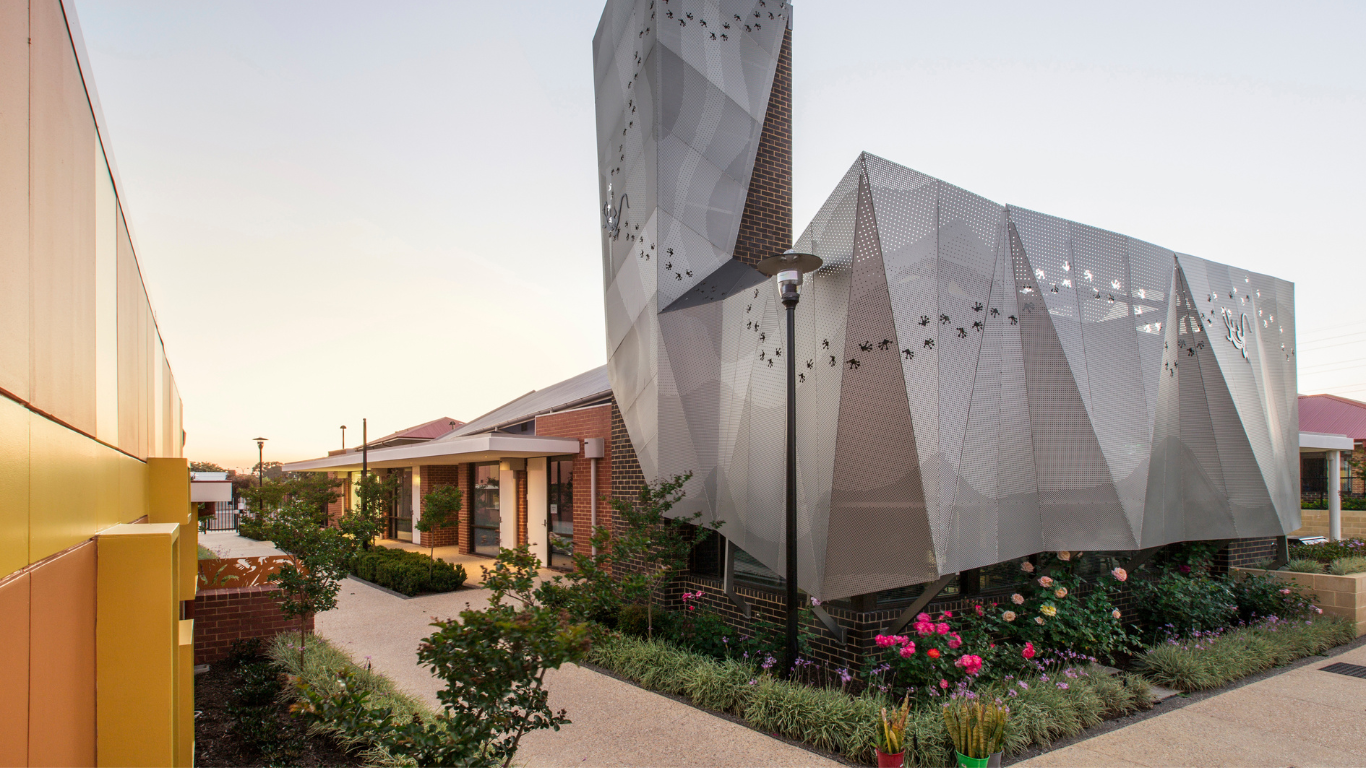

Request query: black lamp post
[
  {"left": 755, "top": 249, "right": 823, "bottom": 677},
  {"left": 253, "top": 436, "right": 268, "bottom": 517},
  {"left": 341, "top": 425, "right": 347, "bottom": 450}
]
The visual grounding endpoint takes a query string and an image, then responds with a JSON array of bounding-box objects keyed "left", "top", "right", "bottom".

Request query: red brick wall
[
  {"left": 732, "top": 25, "right": 792, "bottom": 268},
  {"left": 325, "top": 472, "right": 350, "bottom": 526},
  {"left": 418, "top": 465, "right": 463, "bottom": 548},
  {"left": 535, "top": 404, "right": 614, "bottom": 560},
  {"left": 193, "top": 585, "right": 313, "bottom": 665},
  {"left": 516, "top": 469, "right": 528, "bottom": 546}
]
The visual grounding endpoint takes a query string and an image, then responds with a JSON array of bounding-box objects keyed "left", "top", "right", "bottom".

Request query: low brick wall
[
  {"left": 194, "top": 584, "right": 313, "bottom": 665},
  {"left": 1234, "top": 567, "right": 1366, "bottom": 638},
  {"left": 1290, "top": 509, "right": 1366, "bottom": 540}
]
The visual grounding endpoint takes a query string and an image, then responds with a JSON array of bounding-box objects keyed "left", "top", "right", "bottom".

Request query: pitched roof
[
  {"left": 1299, "top": 394, "right": 1366, "bottom": 442},
  {"left": 449, "top": 366, "right": 611, "bottom": 437},
  {"left": 367, "top": 416, "right": 465, "bottom": 447}
]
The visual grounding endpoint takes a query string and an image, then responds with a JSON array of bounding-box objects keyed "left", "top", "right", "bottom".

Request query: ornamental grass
[{"left": 1134, "top": 616, "right": 1355, "bottom": 692}]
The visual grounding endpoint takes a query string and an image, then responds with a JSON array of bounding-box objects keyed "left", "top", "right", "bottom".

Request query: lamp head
[
  {"left": 755, "top": 249, "right": 822, "bottom": 306},
  {"left": 253, "top": 437, "right": 268, "bottom": 449}
]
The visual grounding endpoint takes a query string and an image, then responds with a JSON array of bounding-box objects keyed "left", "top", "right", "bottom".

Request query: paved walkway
[
  {"left": 199, "top": 530, "right": 284, "bottom": 558},
  {"left": 1020, "top": 641, "right": 1366, "bottom": 767},
  {"left": 316, "top": 576, "right": 838, "bottom": 767}
]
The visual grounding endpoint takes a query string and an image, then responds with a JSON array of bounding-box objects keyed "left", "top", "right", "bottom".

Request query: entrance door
[
  {"left": 394, "top": 469, "right": 413, "bottom": 542},
  {"left": 473, "top": 462, "right": 501, "bottom": 556},
  {"left": 547, "top": 457, "right": 574, "bottom": 569}
]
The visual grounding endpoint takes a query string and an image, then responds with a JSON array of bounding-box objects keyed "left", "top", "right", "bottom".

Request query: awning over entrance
[{"left": 282, "top": 432, "right": 582, "bottom": 473}]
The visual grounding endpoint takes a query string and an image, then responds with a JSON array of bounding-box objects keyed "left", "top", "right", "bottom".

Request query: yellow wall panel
[
  {"left": 0, "top": 397, "right": 29, "bottom": 578},
  {"left": 28, "top": 0, "right": 98, "bottom": 435},
  {"left": 95, "top": 442, "right": 122, "bottom": 533},
  {"left": 29, "top": 414, "right": 98, "bottom": 564},
  {"left": 119, "top": 452, "right": 148, "bottom": 524},
  {"left": 30, "top": 539, "right": 97, "bottom": 768},
  {"left": 0, "top": 1, "right": 29, "bottom": 401},
  {"left": 96, "top": 524, "right": 178, "bottom": 768},
  {"left": 0, "top": 572, "right": 30, "bottom": 767}
]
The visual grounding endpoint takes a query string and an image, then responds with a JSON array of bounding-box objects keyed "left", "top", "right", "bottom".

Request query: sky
[{"left": 73, "top": 0, "right": 1366, "bottom": 470}]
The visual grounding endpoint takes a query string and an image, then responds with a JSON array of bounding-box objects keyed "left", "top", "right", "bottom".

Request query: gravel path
[{"left": 316, "top": 576, "right": 840, "bottom": 767}]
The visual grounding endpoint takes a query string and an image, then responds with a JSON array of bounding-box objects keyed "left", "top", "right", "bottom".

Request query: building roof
[
  {"left": 1299, "top": 394, "right": 1366, "bottom": 442},
  {"left": 366, "top": 416, "right": 465, "bottom": 447},
  {"left": 450, "top": 366, "right": 611, "bottom": 437}
]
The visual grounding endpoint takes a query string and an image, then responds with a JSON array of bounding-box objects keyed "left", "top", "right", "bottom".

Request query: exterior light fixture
[
  {"left": 253, "top": 437, "right": 268, "bottom": 519},
  {"left": 754, "top": 248, "right": 822, "bottom": 678},
  {"left": 340, "top": 425, "right": 347, "bottom": 450}
]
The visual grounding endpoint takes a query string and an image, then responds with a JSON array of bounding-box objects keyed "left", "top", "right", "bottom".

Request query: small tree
[
  {"left": 418, "top": 484, "right": 462, "bottom": 575},
  {"left": 236, "top": 476, "right": 292, "bottom": 540},
  {"left": 266, "top": 498, "right": 352, "bottom": 669},
  {"left": 339, "top": 472, "right": 398, "bottom": 552},
  {"left": 539, "top": 472, "right": 719, "bottom": 637},
  {"left": 190, "top": 460, "right": 226, "bottom": 472}
]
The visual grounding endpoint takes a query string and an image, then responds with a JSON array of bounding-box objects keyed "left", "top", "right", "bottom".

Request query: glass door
[
  {"left": 547, "top": 457, "right": 575, "bottom": 568},
  {"left": 395, "top": 469, "right": 413, "bottom": 542},
  {"left": 473, "top": 463, "right": 501, "bottom": 556}
]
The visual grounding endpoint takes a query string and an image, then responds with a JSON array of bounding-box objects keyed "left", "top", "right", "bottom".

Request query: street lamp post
[
  {"left": 755, "top": 249, "right": 823, "bottom": 677},
  {"left": 253, "top": 436, "right": 268, "bottom": 519},
  {"left": 341, "top": 425, "right": 347, "bottom": 450}
]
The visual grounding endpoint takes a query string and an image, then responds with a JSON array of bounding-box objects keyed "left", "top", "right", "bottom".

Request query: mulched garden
[{"left": 195, "top": 640, "right": 362, "bottom": 768}]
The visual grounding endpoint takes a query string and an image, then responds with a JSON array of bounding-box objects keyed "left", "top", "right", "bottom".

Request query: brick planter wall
[
  {"left": 419, "top": 465, "right": 463, "bottom": 548},
  {"left": 1234, "top": 567, "right": 1366, "bottom": 637},
  {"left": 193, "top": 585, "right": 313, "bottom": 665}
]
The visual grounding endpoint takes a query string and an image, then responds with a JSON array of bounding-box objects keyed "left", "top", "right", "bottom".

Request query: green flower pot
[{"left": 956, "top": 752, "right": 990, "bottom": 768}]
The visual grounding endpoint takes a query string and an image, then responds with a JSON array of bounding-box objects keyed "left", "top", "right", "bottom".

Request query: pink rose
[
  {"left": 916, "top": 612, "right": 931, "bottom": 622},
  {"left": 975, "top": 604, "right": 985, "bottom": 617},
  {"left": 1111, "top": 567, "right": 1127, "bottom": 582},
  {"left": 1112, "top": 609, "right": 1122, "bottom": 620},
  {"left": 1038, "top": 576, "right": 1054, "bottom": 588},
  {"left": 1279, "top": 588, "right": 1291, "bottom": 595},
  {"left": 948, "top": 634, "right": 962, "bottom": 650},
  {"left": 1022, "top": 561, "right": 1035, "bottom": 573},
  {"left": 875, "top": 634, "right": 895, "bottom": 648},
  {"left": 939, "top": 678, "right": 949, "bottom": 689},
  {"left": 941, "top": 611, "right": 954, "bottom": 619},
  {"left": 899, "top": 643, "right": 916, "bottom": 658},
  {"left": 935, "top": 622, "right": 950, "bottom": 635},
  {"left": 955, "top": 654, "right": 983, "bottom": 676},
  {"left": 1023, "top": 642, "right": 1036, "bottom": 660},
  {"left": 915, "top": 621, "right": 934, "bottom": 637},
  {"left": 1012, "top": 593, "right": 1025, "bottom": 605},
  {"left": 1179, "top": 564, "right": 1192, "bottom": 574}
]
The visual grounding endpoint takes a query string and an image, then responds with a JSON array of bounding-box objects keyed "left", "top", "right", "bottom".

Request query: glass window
[
  {"left": 548, "top": 457, "right": 575, "bottom": 568},
  {"left": 474, "top": 463, "right": 500, "bottom": 556},
  {"left": 733, "top": 547, "right": 785, "bottom": 589},
  {"left": 395, "top": 469, "right": 413, "bottom": 542}
]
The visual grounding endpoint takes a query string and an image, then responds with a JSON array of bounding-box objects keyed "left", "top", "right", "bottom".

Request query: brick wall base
[{"left": 193, "top": 584, "right": 313, "bottom": 665}]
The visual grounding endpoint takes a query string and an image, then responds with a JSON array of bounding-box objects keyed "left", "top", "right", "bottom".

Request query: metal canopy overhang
[{"left": 282, "top": 433, "right": 582, "bottom": 473}]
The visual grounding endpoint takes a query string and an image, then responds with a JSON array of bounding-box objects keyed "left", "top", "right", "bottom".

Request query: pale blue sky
[{"left": 73, "top": 1, "right": 1366, "bottom": 469}]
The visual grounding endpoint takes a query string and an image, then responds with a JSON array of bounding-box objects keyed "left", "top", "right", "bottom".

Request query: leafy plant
[
  {"left": 418, "top": 484, "right": 462, "bottom": 572},
  {"left": 1288, "top": 536, "right": 1366, "bottom": 563},
  {"left": 1135, "top": 616, "right": 1352, "bottom": 692},
  {"left": 1229, "top": 573, "right": 1318, "bottom": 622},
  {"left": 1284, "top": 558, "right": 1324, "bottom": 573},
  {"left": 264, "top": 498, "right": 353, "bottom": 669},
  {"left": 879, "top": 694, "right": 911, "bottom": 755},
  {"left": 1328, "top": 556, "right": 1366, "bottom": 575},
  {"left": 353, "top": 547, "right": 467, "bottom": 595},
  {"left": 1128, "top": 572, "right": 1236, "bottom": 642},
  {"left": 340, "top": 472, "right": 399, "bottom": 552},
  {"left": 943, "top": 698, "right": 1007, "bottom": 759}
]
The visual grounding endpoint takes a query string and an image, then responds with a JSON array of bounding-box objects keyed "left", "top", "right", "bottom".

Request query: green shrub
[
  {"left": 1284, "top": 558, "right": 1324, "bottom": 573},
  {"left": 1289, "top": 537, "right": 1366, "bottom": 563},
  {"left": 352, "top": 547, "right": 466, "bottom": 596},
  {"left": 1229, "top": 573, "right": 1318, "bottom": 622},
  {"left": 683, "top": 657, "right": 757, "bottom": 715},
  {"left": 1329, "top": 556, "right": 1366, "bottom": 575},
  {"left": 1129, "top": 573, "right": 1236, "bottom": 641},
  {"left": 1135, "top": 616, "right": 1354, "bottom": 692}
]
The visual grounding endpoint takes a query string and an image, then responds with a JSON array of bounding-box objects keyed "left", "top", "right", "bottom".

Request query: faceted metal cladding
[{"left": 595, "top": 2, "right": 1299, "bottom": 600}]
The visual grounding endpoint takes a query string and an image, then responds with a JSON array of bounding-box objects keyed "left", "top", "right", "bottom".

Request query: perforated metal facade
[{"left": 594, "top": 3, "right": 1298, "bottom": 600}]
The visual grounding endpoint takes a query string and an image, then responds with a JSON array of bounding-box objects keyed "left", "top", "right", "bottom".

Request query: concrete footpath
[
  {"left": 1020, "top": 641, "right": 1366, "bottom": 768},
  {"left": 316, "top": 575, "right": 839, "bottom": 768}
]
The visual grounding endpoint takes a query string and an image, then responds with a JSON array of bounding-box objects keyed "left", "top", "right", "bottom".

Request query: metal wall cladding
[{"left": 595, "top": 0, "right": 1299, "bottom": 598}]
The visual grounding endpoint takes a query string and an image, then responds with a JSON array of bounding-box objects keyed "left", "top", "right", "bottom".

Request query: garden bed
[
  {"left": 353, "top": 546, "right": 467, "bottom": 596},
  {"left": 194, "top": 643, "right": 362, "bottom": 767},
  {"left": 1233, "top": 567, "right": 1366, "bottom": 637}
]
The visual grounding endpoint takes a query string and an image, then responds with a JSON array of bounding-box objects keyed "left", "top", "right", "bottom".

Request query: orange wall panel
[
  {"left": 0, "top": 0, "right": 29, "bottom": 401},
  {"left": 29, "top": 539, "right": 97, "bottom": 768},
  {"left": 28, "top": 0, "right": 98, "bottom": 435},
  {"left": 0, "top": 572, "right": 31, "bottom": 767}
]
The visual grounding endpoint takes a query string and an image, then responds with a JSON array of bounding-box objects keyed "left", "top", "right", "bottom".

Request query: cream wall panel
[
  {"left": 29, "top": 414, "right": 98, "bottom": 564},
  {"left": 0, "top": 2, "right": 29, "bottom": 401},
  {"left": 153, "top": 339, "right": 165, "bottom": 457},
  {"left": 29, "top": 0, "right": 97, "bottom": 434},
  {"left": 116, "top": 215, "right": 141, "bottom": 456},
  {"left": 120, "top": 452, "right": 148, "bottom": 524},
  {"left": 0, "top": 397, "right": 30, "bottom": 578},
  {"left": 171, "top": 379, "right": 182, "bottom": 458},
  {"left": 94, "top": 144, "right": 119, "bottom": 444}
]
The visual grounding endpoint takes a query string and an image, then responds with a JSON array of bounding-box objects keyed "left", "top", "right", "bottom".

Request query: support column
[
  {"left": 1329, "top": 450, "right": 1342, "bottom": 541},
  {"left": 411, "top": 465, "right": 423, "bottom": 546}
]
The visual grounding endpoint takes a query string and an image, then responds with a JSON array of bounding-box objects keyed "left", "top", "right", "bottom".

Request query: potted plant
[
  {"left": 943, "top": 698, "right": 1007, "bottom": 768},
  {"left": 876, "top": 694, "right": 911, "bottom": 767}
]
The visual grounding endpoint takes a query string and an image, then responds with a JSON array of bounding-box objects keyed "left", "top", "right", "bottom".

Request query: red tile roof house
[{"left": 1296, "top": 394, "right": 1366, "bottom": 539}]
